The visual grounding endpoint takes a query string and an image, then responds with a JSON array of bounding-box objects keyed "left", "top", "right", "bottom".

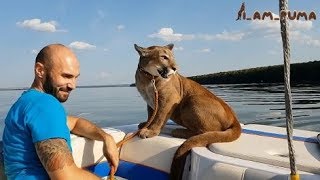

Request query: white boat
[{"left": 2, "top": 122, "right": 318, "bottom": 180}]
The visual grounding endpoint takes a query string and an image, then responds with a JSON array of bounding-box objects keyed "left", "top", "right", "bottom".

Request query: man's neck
[{"left": 30, "top": 80, "right": 44, "bottom": 92}]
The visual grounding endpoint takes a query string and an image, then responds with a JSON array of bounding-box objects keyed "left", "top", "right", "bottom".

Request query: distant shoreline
[
  {"left": 1, "top": 61, "right": 319, "bottom": 91},
  {"left": 189, "top": 60, "right": 320, "bottom": 85}
]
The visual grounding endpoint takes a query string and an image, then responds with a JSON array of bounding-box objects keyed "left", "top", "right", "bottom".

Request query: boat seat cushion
[
  {"left": 71, "top": 128, "right": 126, "bottom": 168},
  {"left": 119, "top": 134, "right": 185, "bottom": 173},
  {"left": 197, "top": 161, "right": 288, "bottom": 180},
  {"left": 209, "top": 125, "right": 320, "bottom": 174}
]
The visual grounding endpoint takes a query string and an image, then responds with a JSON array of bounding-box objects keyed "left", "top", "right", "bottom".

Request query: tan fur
[{"left": 134, "top": 44, "right": 242, "bottom": 180}]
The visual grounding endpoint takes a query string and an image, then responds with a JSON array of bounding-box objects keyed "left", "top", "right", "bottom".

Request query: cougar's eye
[{"left": 160, "top": 55, "right": 169, "bottom": 60}]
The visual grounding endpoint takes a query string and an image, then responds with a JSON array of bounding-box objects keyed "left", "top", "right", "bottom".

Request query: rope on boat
[
  {"left": 279, "top": 0, "right": 299, "bottom": 179},
  {"left": 114, "top": 78, "right": 159, "bottom": 148},
  {"left": 108, "top": 78, "right": 159, "bottom": 180}
]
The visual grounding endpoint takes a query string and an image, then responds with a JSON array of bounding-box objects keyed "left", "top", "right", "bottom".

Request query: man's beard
[{"left": 43, "top": 75, "right": 71, "bottom": 102}]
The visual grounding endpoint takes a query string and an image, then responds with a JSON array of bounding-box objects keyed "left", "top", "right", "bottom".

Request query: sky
[{"left": 1, "top": 0, "right": 320, "bottom": 88}]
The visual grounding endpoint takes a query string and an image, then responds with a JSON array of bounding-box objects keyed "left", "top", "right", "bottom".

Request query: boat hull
[{"left": 1, "top": 123, "right": 319, "bottom": 180}]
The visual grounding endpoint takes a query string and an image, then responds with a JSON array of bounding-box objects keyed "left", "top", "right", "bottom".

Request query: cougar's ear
[
  {"left": 134, "top": 44, "right": 148, "bottom": 57},
  {"left": 166, "top": 43, "right": 174, "bottom": 50}
]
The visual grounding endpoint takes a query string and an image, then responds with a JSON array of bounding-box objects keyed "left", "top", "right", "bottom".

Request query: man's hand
[{"left": 103, "top": 135, "right": 119, "bottom": 173}]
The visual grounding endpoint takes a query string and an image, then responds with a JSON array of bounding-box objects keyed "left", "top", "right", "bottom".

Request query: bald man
[{"left": 2, "top": 44, "right": 119, "bottom": 179}]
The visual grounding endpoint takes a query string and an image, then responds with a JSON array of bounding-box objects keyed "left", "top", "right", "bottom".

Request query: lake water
[{"left": 0, "top": 83, "right": 319, "bottom": 140}]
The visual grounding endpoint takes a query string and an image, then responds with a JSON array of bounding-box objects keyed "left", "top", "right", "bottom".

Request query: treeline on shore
[{"left": 188, "top": 61, "right": 320, "bottom": 85}]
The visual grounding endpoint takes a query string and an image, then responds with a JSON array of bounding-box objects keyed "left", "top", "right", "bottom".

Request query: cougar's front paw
[
  {"left": 138, "top": 122, "right": 148, "bottom": 129},
  {"left": 138, "top": 128, "right": 160, "bottom": 139}
]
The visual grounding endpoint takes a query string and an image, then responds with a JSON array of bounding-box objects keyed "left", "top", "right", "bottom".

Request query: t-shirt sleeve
[{"left": 26, "top": 95, "right": 70, "bottom": 144}]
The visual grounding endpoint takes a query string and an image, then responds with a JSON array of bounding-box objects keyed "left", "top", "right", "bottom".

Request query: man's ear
[{"left": 35, "top": 62, "right": 45, "bottom": 79}]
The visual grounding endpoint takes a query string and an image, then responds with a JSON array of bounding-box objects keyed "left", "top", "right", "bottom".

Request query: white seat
[
  {"left": 71, "top": 128, "right": 126, "bottom": 168},
  {"left": 209, "top": 124, "right": 320, "bottom": 174},
  {"left": 119, "top": 134, "right": 185, "bottom": 173}
]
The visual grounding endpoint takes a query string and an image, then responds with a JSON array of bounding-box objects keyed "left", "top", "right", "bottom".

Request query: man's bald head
[
  {"left": 32, "top": 43, "right": 80, "bottom": 102},
  {"left": 35, "top": 44, "right": 77, "bottom": 69}
]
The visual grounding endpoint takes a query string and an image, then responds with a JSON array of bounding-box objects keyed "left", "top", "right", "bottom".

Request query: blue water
[{"left": 1, "top": 83, "right": 319, "bottom": 140}]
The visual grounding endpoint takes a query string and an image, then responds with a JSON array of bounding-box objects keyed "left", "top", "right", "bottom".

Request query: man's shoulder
[
  {"left": 14, "top": 89, "right": 63, "bottom": 116},
  {"left": 22, "top": 89, "right": 60, "bottom": 106}
]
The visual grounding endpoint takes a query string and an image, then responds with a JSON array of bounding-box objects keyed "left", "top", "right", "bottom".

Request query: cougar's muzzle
[
  {"left": 157, "top": 66, "right": 176, "bottom": 78},
  {"left": 158, "top": 67, "right": 169, "bottom": 78}
]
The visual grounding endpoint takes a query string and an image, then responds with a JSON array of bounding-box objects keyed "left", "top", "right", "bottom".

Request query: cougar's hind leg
[{"left": 172, "top": 128, "right": 198, "bottom": 139}]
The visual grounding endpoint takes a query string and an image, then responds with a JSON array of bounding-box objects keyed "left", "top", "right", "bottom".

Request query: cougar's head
[{"left": 134, "top": 44, "right": 177, "bottom": 79}]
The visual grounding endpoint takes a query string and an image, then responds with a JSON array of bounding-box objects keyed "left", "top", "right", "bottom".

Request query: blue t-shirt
[{"left": 2, "top": 89, "right": 71, "bottom": 180}]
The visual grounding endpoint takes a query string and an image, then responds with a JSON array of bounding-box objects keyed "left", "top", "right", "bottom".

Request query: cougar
[{"left": 134, "top": 44, "right": 241, "bottom": 180}]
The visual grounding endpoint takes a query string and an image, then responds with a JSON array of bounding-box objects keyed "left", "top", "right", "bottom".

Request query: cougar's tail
[{"left": 170, "top": 122, "right": 241, "bottom": 180}]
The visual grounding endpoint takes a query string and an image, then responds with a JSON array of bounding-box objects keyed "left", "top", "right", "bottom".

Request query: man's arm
[
  {"left": 67, "top": 116, "right": 111, "bottom": 141},
  {"left": 67, "top": 116, "right": 119, "bottom": 172},
  {"left": 35, "top": 138, "right": 101, "bottom": 180}
]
